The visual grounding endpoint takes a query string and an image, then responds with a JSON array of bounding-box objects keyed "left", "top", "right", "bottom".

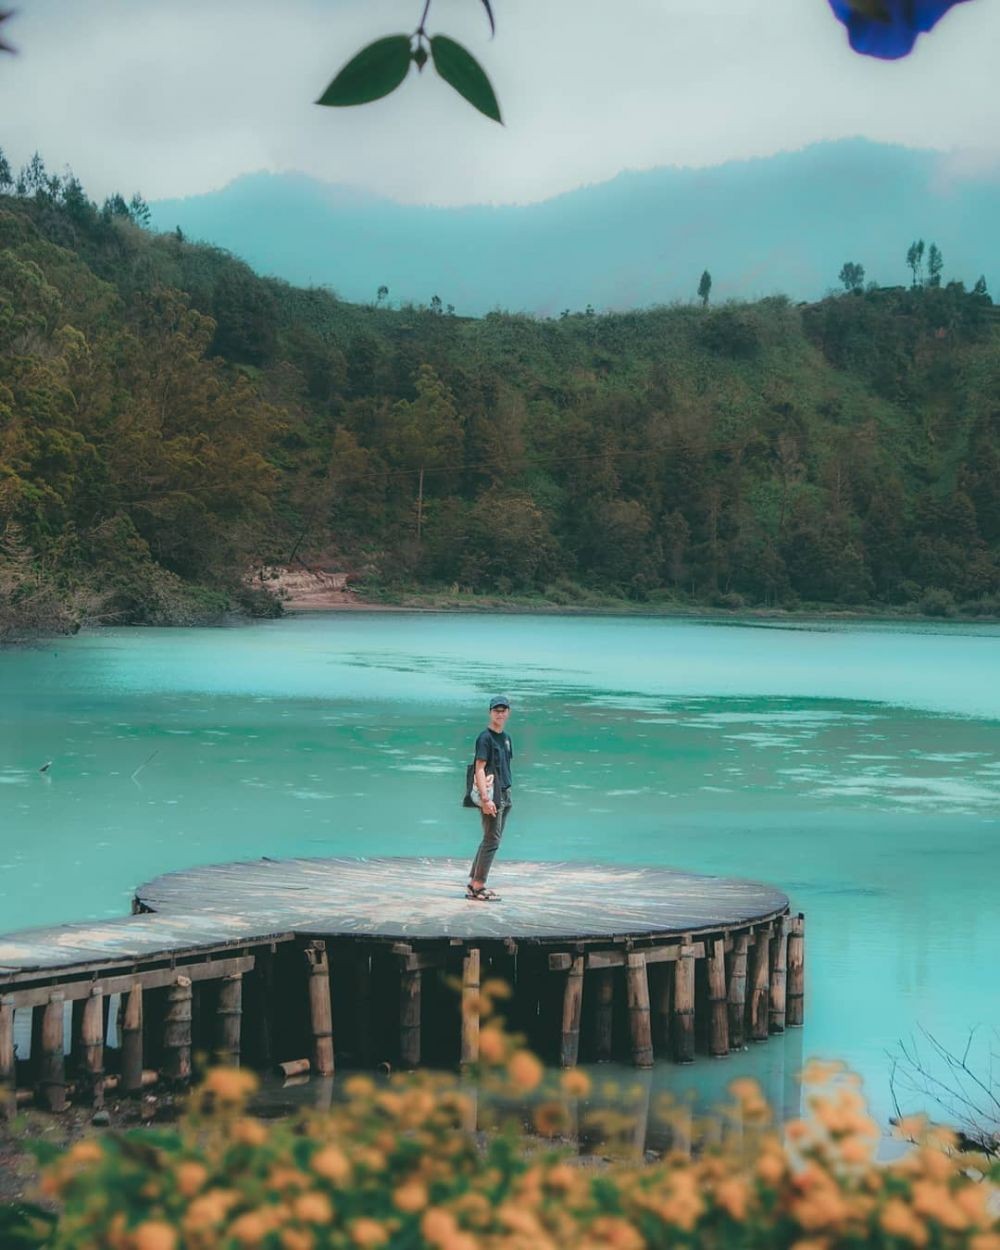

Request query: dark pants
[{"left": 470, "top": 788, "right": 511, "bottom": 884}]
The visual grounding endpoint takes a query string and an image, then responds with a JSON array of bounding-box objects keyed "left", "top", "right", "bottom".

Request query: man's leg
[
  {"left": 470, "top": 793, "right": 511, "bottom": 890},
  {"left": 469, "top": 806, "right": 501, "bottom": 887}
]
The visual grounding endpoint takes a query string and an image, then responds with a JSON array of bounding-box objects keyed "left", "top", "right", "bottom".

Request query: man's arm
[{"left": 474, "top": 757, "right": 496, "bottom": 816}]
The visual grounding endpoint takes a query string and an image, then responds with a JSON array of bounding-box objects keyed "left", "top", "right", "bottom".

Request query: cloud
[{"left": 1, "top": 0, "right": 998, "bottom": 206}]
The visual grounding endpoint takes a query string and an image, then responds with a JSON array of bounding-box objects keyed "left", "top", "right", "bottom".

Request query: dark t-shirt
[{"left": 475, "top": 728, "right": 513, "bottom": 792}]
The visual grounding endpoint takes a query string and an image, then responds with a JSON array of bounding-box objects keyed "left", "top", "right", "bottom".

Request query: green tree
[
  {"left": 838, "top": 261, "right": 865, "bottom": 293},
  {"left": 128, "top": 192, "right": 152, "bottom": 228},
  {"left": 906, "top": 239, "right": 925, "bottom": 287},
  {"left": 697, "top": 269, "right": 712, "bottom": 307},
  {"left": 384, "top": 364, "right": 464, "bottom": 500},
  {"left": 927, "top": 242, "right": 943, "bottom": 288}
]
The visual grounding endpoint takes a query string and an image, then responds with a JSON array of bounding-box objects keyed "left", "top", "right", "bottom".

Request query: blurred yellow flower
[
  {"left": 267, "top": 1166, "right": 310, "bottom": 1192},
  {"left": 478, "top": 1026, "right": 506, "bottom": 1063},
  {"left": 507, "top": 1049, "right": 543, "bottom": 1092},
  {"left": 560, "top": 1069, "right": 591, "bottom": 1097},
  {"left": 280, "top": 1230, "right": 315, "bottom": 1250},
  {"left": 174, "top": 1160, "right": 208, "bottom": 1197},
  {"left": 454, "top": 1191, "right": 492, "bottom": 1226},
  {"left": 757, "top": 1152, "right": 785, "bottom": 1185},
  {"left": 715, "top": 1176, "right": 749, "bottom": 1221},
  {"left": 498, "top": 1203, "right": 544, "bottom": 1236},
  {"left": 792, "top": 1189, "right": 850, "bottom": 1231},
  {"left": 350, "top": 1218, "right": 389, "bottom": 1247},
  {"left": 294, "top": 1191, "right": 334, "bottom": 1224},
  {"left": 183, "top": 1188, "right": 240, "bottom": 1233},
  {"left": 911, "top": 1180, "right": 970, "bottom": 1230},
  {"left": 66, "top": 1140, "right": 104, "bottom": 1166},
  {"left": 545, "top": 1163, "right": 577, "bottom": 1193},
  {"left": 132, "top": 1222, "right": 178, "bottom": 1250},
  {"left": 838, "top": 1134, "right": 874, "bottom": 1165},
  {"left": 588, "top": 1215, "right": 645, "bottom": 1249},
  {"left": 311, "top": 1146, "right": 352, "bottom": 1184},
  {"left": 728, "top": 1077, "right": 761, "bottom": 1102},
  {"left": 356, "top": 1147, "right": 387, "bottom": 1172},
  {"left": 233, "top": 1117, "right": 269, "bottom": 1147},
  {"left": 880, "top": 1197, "right": 929, "bottom": 1246},
  {"left": 203, "top": 1067, "right": 258, "bottom": 1103},
  {"left": 229, "top": 1210, "right": 282, "bottom": 1246},
  {"left": 421, "top": 1206, "right": 460, "bottom": 1245},
  {"left": 533, "top": 1100, "right": 566, "bottom": 1136},
  {"left": 954, "top": 1183, "right": 993, "bottom": 1228},
  {"left": 344, "top": 1075, "right": 375, "bottom": 1097},
  {"left": 393, "top": 1181, "right": 429, "bottom": 1213},
  {"left": 481, "top": 977, "right": 511, "bottom": 998}
]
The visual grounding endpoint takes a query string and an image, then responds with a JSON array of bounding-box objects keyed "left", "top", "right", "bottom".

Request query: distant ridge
[{"left": 150, "top": 140, "right": 1000, "bottom": 315}]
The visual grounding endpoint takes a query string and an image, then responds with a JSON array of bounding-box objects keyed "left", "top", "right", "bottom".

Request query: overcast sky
[{"left": 1, "top": 0, "right": 998, "bottom": 206}]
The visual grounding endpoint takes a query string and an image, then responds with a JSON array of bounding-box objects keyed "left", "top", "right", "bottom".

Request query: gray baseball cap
[{"left": 489, "top": 694, "right": 511, "bottom": 710}]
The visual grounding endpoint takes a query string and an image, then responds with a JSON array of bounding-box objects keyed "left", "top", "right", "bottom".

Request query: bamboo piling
[
  {"left": 560, "top": 954, "right": 585, "bottom": 1067},
  {"left": 304, "top": 941, "right": 335, "bottom": 1077},
  {"left": 769, "top": 918, "right": 787, "bottom": 1033},
  {"left": 787, "top": 913, "right": 805, "bottom": 1027},
  {"left": 0, "top": 1003, "right": 15, "bottom": 1118},
  {"left": 215, "top": 973, "right": 243, "bottom": 1067},
  {"left": 460, "top": 947, "right": 480, "bottom": 1066},
  {"left": 38, "top": 993, "right": 66, "bottom": 1112},
  {"left": 592, "top": 967, "right": 615, "bottom": 1062},
  {"left": 672, "top": 945, "right": 696, "bottom": 1064},
  {"left": 121, "top": 983, "right": 144, "bottom": 1094},
  {"left": 707, "top": 936, "right": 729, "bottom": 1057},
  {"left": 749, "top": 928, "right": 771, "bottom": 1043},
  {"left": 626, "top": 952, "right": 654, "bottom": 1068},
  {"left": 162, "top": 976, "right": 193, "bottom": 1085},
  {"left": 79, "top": 989, "right": 105, "bottom": 1108},
  {"left": 727, "top": 932, "right": 749, "bottom": 1049}
]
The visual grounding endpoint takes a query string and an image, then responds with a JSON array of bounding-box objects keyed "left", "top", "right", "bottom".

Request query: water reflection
[{"left": 253, "top": 1027, "right": 805, "bottom": 1161}]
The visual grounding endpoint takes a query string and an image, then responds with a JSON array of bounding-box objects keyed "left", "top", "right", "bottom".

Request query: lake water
[{"left": 2, "top": 612, "right": 998, "bottom": 1134}]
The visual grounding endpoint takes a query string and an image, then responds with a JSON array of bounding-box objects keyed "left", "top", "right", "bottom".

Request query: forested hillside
[{"left": 2, "top": 154, "right": 999, "bottom": 636}]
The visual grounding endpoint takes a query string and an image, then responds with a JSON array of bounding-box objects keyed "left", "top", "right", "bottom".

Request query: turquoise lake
[{"left": 1, "top": 612, "right": 998, "bottom": 1133}]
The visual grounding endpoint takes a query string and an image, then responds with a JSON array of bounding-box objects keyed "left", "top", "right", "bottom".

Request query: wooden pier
[{"left": 0, "top": 857, "right": 803, "bottom": 1112}]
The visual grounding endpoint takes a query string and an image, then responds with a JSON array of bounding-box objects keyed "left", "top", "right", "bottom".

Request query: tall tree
[
  {"left": 927, "top": 242, "right": 943, "bottom": 288},
  {"left": 838, "top": 261, "right": 865, "bottom": 294},
  {"left": 697, "top": 270, "right": 712, "bottom": 308},
  {"left": 906, "top": 239, "right": 925, "bottom": 287}
]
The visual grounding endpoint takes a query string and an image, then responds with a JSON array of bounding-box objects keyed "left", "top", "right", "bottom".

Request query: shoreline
[{"left": 281, "top": 591, "right": 1000, "bottom": 627}]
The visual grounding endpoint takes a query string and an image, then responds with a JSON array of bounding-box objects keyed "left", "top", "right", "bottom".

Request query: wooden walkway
[
  {"left": 0, "top": 858, "right": 803, "bottom": 1110},
  {"left": 136, "top": 856, "right": 790, "bottom": 943}
]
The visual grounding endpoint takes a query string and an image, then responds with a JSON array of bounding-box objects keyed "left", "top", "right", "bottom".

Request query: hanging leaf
[
  {"left": 0, "top": 11, "right": 16, "bottom": 54},
  {"left": 479, "top": 0, "right": 496, "bottom": 36},
  {"left": 430, "top": 35, "right": 502, "bottom": 124},
  {"left": 317, "top": 36, "right": 412, "bottom": 107}
]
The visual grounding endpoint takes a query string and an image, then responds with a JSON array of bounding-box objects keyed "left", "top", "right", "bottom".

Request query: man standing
[{"left": 467, "top": 695, "right": 513, "bottom": 901}]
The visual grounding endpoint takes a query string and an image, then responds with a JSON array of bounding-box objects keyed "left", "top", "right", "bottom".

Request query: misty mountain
[{"left": 150, "top": 140, "right": 1000, "bottom": 315}]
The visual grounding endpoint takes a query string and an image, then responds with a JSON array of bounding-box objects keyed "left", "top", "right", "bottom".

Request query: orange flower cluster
[{"left": 31, "top": 1019, "right": 999, "bottom": 1250}]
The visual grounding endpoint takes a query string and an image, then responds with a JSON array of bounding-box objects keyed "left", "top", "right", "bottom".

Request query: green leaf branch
[{"left": 316, "top": 0, "right": 502, "bottom": 123}]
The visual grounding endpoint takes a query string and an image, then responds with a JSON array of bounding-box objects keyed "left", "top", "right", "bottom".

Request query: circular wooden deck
[{"left": 136, "top": 857, "right": 789, "bottom": 943}]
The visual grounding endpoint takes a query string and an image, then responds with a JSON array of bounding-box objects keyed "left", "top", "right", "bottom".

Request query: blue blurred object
[{"left": 828, "top": 0, "right": 970, "bottom": 58}]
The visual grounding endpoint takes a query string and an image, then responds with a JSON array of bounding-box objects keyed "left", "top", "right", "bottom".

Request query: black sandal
[{"left": 465, "top": 884, "right": 502, "bottom": 902}]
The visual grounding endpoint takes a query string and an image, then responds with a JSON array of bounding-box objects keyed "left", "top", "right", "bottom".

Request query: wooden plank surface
[
  {"left": 137, "top": 856, "right": 788, "bottom": 941},
  {"left": 0, "top": 857, "right": 788, "bottom": 987}
]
